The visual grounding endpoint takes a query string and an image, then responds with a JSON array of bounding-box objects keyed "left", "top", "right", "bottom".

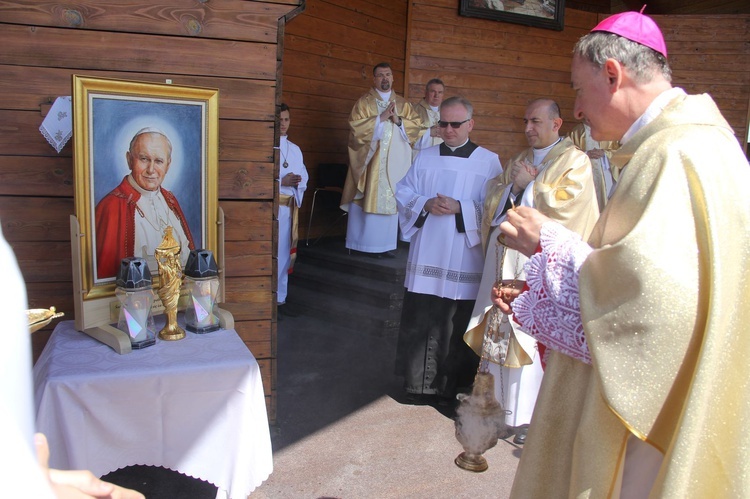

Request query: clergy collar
[
  {"left": 440, "top": 140, "right": 478, "bottom": 158},
  {"left": 375, "top": 89, "right": 392, "bottom": 101},
  {"left": 531, "top": 137, "right": 563, "bottom": 167},
  {"left": 127, "top": 174, "right": 162, "bottom": 198},
  {"left": 533, "top": 137, "right": 562, "bottom": 154},
  {"left": 621, "top": 87, "right": 686, "bottom": 145}
]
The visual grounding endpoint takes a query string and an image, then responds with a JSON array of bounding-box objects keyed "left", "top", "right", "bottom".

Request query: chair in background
[{"left": 306, "top": 163, "right": 348, "bottom": 246}]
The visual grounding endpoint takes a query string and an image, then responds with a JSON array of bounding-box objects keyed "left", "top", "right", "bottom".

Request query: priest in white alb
[
  {"left": 394, "top": 96, "right": 502, "bottom": 402},
  {"left": 276, "top": 103, "right": 308, "bottom": 309}
]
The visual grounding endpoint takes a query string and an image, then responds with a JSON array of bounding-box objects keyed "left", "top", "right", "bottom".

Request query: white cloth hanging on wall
[{"left": 39, "top": 96, "right": 73, "bottom": 153}]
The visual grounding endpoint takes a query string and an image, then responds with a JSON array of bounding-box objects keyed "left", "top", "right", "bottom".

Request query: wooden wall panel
[
  {"left": 406, "top": 0, "right": 597, "bottom": 163},
  {"left": 219, "top": 161, "right": 275, "bottom": 200},
  {"left": 0, "top": 156, "right": 74, "bottom": 197},
  {"left": 655, "top": 15, "right": 750, "bottom": 145},
  {"left": 614, "top": 0, "right": 750, "bottom": 15},
  {"left": 567, "top": 0, "right": 611, "bottom": 13},
  {"left": 283, "top": 0, "right": 748, "bottom": 243},
  {"left": 406, "top": 0, "right": 749, "bottom": 163},
  {"left": 282, "top": 0, "right": 410, "bottom": 240},
  {"left": 0, "top": 0, "right": 295, "bottom": 42},
  {"left": 1, "top": 25, "right": 277, "bottom": 80},
  {"left": 0, "top": 65, "right": 277, "bottom": 121},
  {"left": 224, "top": 241, "right": 274, "bottom": 277},
  {"left": 0, "top": 0, "right": 303, "bottom": 425}
]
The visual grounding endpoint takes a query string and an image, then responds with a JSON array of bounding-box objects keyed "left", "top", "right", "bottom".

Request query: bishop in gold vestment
[{"left": 500, "top": 12, "right": 750, "bottom": 498}]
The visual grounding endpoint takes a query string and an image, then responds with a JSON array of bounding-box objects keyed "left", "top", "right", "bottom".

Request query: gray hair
[
  {"left": 129, "top": 127, "right": 173, "bottom": 157},
  {"left": 573, "top": 32, "right": 672, "bottom": 83},
  {"left": 440, "top": 96, "right": 473, "bottom": 118},
  {"left": 426, "top": 78, "right": 445, "bottom": 89}
]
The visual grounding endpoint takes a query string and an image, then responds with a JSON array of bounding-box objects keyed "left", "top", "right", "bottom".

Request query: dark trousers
[{"left": 395, "top": 291, "right": 479, "bottom": 398}]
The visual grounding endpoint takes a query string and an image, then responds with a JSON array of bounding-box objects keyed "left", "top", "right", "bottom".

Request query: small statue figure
[{"left": 155, "top": 226, "right": 185, "bottom": 341}]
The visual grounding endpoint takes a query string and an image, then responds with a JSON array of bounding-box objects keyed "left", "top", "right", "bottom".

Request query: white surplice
[{"left": 396, "top": 143, "right": 502, "bottom": 300}]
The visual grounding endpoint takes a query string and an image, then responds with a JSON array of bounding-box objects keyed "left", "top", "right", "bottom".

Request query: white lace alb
[{"left": 512, "top": 222, "right": 593, "bottom": 364}]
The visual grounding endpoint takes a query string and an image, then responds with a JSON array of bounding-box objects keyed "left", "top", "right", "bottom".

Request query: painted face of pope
[{"left": 126, "top": 131, "right": 173, "bottom": 192}]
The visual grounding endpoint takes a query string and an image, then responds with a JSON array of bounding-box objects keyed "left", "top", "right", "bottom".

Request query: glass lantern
[
  {"left": 183, "top": 249, "right": 221, "bottom": 334},
  {"left": 115, "top": 257, "right": 156, "bottom": 349}
]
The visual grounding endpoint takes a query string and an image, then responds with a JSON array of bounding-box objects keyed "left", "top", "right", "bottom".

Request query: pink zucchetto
[{"left": 591, "top": 6, "right": 668, "bottom": 58}]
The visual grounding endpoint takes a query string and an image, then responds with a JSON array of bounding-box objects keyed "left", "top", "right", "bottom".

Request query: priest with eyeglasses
[{"left": 394, "top": 96, "right": 502, "bottom": 404}]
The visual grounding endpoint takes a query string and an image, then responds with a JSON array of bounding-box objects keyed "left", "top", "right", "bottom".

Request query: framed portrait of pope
[{"left": 72, "top": 75, "right": 219, "bottom": 301}]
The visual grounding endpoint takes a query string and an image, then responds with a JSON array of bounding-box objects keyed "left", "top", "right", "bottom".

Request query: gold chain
[{"left": 280, "top": 139, "right": 290, "bottom": 168}]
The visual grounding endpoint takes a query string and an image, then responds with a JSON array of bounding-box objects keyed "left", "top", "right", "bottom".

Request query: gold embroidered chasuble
[
  {"left": 510, "top": 94, "right": 750, "bottom": 498},
  {"left": 278, "top": 193, "right": 300, "bottom": 269},
  {"left": 341, "top": 89, "right": 425, "bottom": 215},
  {"left": 413, "top": 99, "right": 443, "bottom": 153},
  {"left": 464, "top": 137, "right": 600, "bottom": 366},
  {"left": 569, "top": 123, "right": 620, "bottom": 212}
]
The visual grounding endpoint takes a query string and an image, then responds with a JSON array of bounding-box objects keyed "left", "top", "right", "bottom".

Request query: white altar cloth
[{"left": 33, "top": 320, "right": 273, "bottom": 499}]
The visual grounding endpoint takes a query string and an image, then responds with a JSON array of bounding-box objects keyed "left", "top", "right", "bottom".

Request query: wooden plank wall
[
  {"left": 281, "top": 0, "right": 409, "bottom": 240},
  {"left": 611, "top": 0, "right": 750, "bottom": 15},
  {"left": 655, "top": 15, "right": 750, "bottom": 146},
  {"left": 567, "top": 0, "right": 611, "bottom": 13},
  {"left": 407, "top": 0, "right": 750, "bottom": 166},
  {"left": 284, "top": 2, "right": 748, "bottom": 239},
  {"left": 408, "top": 0, "right": 596, "bottom": 163},
  {"left": 0, "top": 0, "right": 304, "bottom": 423}
]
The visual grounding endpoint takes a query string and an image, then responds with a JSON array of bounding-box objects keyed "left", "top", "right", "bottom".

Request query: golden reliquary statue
[{"left": 155, "top": 226, "right": 185, "bottom": 341}]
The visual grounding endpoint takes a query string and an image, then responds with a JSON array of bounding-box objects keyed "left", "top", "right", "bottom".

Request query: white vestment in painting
[{"left": 130, "top": 177, "right": 192, "bottom": 270}]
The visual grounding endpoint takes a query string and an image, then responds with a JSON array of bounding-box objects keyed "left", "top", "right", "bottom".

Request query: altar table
[{"left": 33, "top": 320, "right": 273, "bottom": 499}]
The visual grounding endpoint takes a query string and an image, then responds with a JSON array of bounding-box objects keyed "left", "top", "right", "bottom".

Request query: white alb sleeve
[{"left": 512, "top": 221, "right": 594, "bottom": 364}]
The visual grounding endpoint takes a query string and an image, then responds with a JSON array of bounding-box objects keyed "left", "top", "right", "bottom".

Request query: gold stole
[{"left": 279, "top": 194, "right": 300, "bottom": 271}]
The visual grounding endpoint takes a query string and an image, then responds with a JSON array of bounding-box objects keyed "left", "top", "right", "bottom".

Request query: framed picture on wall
[
  {"left": 459, "top": 0, "right": 565, "bottom": 31},
  {"left": 72, "top": 75, "right": 219, "bottom": 300}
]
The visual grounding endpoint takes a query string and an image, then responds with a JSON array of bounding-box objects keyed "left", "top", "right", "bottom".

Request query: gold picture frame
[{"left": 72, "top": 75, "right": 219, "bottom": 301}]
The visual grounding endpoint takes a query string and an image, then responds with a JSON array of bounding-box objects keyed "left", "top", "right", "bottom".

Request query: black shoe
[
  {"left": 436, "top": 395, "right": 456, "bottom": 407},
  {"left": 278, "top": 305, "right": 299, "bottom": 317},
  {"left": 513, "top": 425, "right": 529, "bottom": 445}
]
